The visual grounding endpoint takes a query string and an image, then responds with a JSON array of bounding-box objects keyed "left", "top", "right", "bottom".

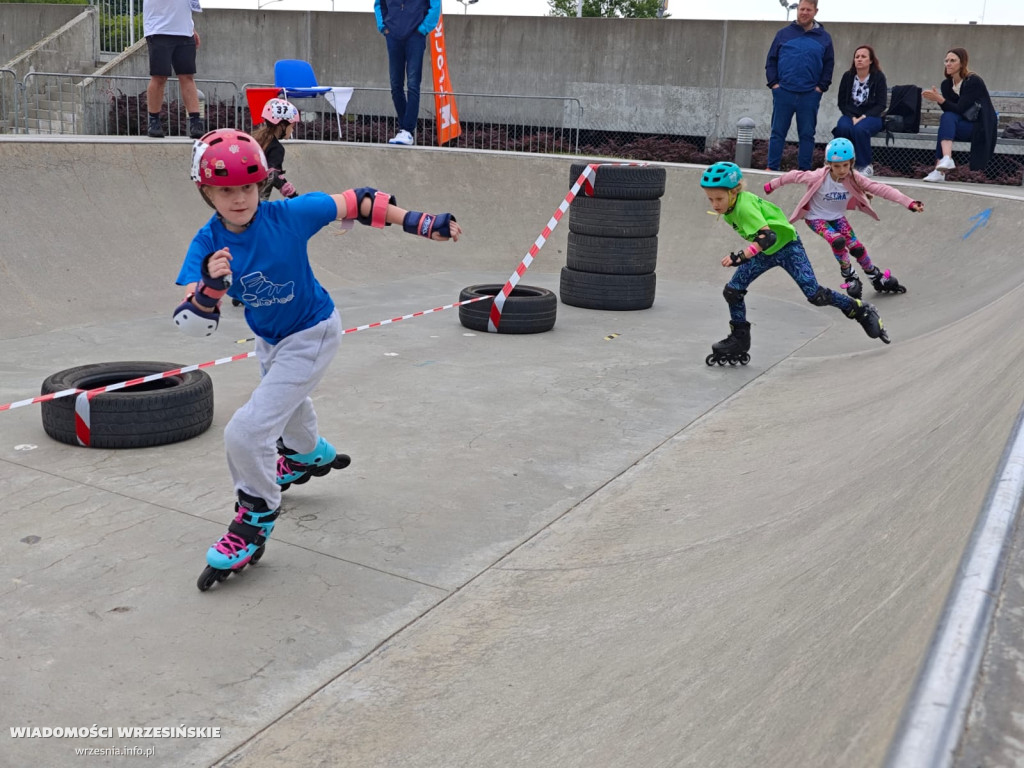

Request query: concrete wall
[
  {"left": 0, "top": 2, "right": 85, "bottom": 67},
  {"left": 4, "top": 8, "right": 98, "bottom": 83},
  {"left": 7, "top": 8, "right": 1024, "bottom": 142}
]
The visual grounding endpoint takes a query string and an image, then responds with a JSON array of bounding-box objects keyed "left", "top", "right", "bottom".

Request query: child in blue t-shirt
[{"left": 174, "top": 128, "right": 461, "bottom": 591}]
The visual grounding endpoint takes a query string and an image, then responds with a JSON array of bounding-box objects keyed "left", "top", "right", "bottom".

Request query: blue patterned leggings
[{"left": 725, "top": 238, "right": 855, "bottom": 323}]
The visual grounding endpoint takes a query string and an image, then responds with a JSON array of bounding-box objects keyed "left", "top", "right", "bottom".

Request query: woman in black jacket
[
  {"left": 922, "top": 47, "right": 998, "bottom": 181},
  {"left": 832, "top": 45, "right": 887, "bottom": 176}
]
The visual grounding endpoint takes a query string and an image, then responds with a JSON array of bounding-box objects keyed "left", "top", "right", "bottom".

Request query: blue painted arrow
[{"left": 963, "top": 208, "right": 992, "bottom": 239}]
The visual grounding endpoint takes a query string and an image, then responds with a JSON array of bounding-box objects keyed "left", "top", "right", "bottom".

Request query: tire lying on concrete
[
  {"left": 40, "top": 361, "right": 214, "bottom": 448},
  {"left": 566, "top": 232, "right": 658, "bottom": 275},
  {"left": 569, "top": 162, "right": 666, "bottom": 200},
  {"left": 559, "top": 266, "right": 656, "bottom": 311},
  {"left": 568, "top": 197, "right": 661, "bottom": 239},
  {"left": 458, "top": 284, "right": 557, "bottom": 334}
]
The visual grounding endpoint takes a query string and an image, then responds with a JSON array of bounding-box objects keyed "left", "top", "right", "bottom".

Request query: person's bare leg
[
  {"left": 147, "top": 76, "right": 168, "bottom": 113},
  {"left": 179, "top": 74, "right": 200, "bottom": 113},
  {"left": 937, "top": 139, "right": 953, "bottom": 168}
]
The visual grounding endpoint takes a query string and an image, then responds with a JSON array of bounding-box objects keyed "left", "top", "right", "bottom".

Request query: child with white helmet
[
  {"left": 252, "top": 98, "right": 301, "bottom": 201},
  {"left": 700, "top": 160, "right": 889, "bottom": 366},
  {"left": 764, "top": 137, "right": 924, "bottom": 298},
  {"left": 174, "top": 128, "right": 461, "bottom": 591}
]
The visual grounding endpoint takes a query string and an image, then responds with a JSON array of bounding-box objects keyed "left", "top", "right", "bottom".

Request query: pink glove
[
  {"left": 280, "top": 181, "right": 297, "bottom": 198},
  {"left": 763, "top": 182, "right": 773, "bottom": 195}
]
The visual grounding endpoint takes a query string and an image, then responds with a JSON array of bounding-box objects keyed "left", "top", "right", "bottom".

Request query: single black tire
[
  {"left": 458, "top": 284, "right": 557, "bottom": 334},
  {"left": 569, "top": 162, "right": 666, "bottom": 199},
  {"left": 568, "top": 197, "right": 661, "bottom": 238},
  {"left": 559, "top": 267, "right": 656, "bottom": 311},
  {"left": 566, "top": 232, "right": 658, "bottom": 275},
  {"left": 40, "top": 361, "right": 214, "bottom": 449}
]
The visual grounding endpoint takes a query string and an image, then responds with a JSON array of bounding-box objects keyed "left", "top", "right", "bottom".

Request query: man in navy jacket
[
  {"left": 764, "top": 0, "right": 834, "bottom": 170},
  {"left": 375, "top": 0, "right": 441, "bottom": 145}
]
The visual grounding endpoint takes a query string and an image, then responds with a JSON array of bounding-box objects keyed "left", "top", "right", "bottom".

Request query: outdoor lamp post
[{"left": 778, "top": 0, "right": 798, "bottom": 19}]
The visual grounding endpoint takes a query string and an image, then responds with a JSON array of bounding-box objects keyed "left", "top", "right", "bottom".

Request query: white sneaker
[
  {"left": 923, "top": 169, "right": 946, "bottom": 183},
  {"left": 857, "top": 164, "right": 874, "bottom": 177},
  {"left": 936, "top": 155, "right": 955, "bottom": 170},
  {"left": 388, "top": 130, "right": 414, "bottom": 145}
]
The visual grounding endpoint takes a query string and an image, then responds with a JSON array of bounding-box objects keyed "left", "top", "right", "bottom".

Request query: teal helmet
[
  {"left": 825, "top": 138, "right": 855, "bottom": 163},
  {"left": 701, "top": 162, "right": 743, "bottom": 189}
]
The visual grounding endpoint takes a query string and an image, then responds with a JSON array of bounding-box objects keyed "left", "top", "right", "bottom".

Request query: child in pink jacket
[{"left": 764, "top": 137, "right": 924, "bottom": 298}]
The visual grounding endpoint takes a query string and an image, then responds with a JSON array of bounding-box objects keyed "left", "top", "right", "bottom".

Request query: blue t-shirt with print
[{"left": 177, "top": 192, "right": 337, "bottom": 344}]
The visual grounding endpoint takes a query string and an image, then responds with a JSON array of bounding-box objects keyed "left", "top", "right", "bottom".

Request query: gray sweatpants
[{"left": 224, "top": 310, "right": 341, "bottom": 509}]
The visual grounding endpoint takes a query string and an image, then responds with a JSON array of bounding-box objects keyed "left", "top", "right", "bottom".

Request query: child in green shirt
[{"left": 700, "top": 162, "right": 889, "bottom": 366}]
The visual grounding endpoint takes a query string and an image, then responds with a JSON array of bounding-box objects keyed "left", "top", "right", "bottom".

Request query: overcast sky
[{"left": 205, "top": 0, "right": 1022, "bottom": 25}]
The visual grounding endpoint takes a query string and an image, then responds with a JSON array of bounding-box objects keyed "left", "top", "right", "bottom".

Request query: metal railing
[
  {"left": 88, "top": 0, "right": 143, "bottom": 55},
  {"left": 238, "top": 84, "right": 582, "bottom": 154},
  {"left": 17, "top": 73, "right": 240, "bottom": 137},
  {"left": 4, "top": 66, "right": 1024, "bottom": 185},
  {"left": 0, "top": 69, "right": 18, "bottom": 134}
]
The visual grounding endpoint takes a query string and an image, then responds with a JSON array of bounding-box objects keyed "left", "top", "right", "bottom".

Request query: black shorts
[{"left": 147, "top": 34, "right": 197, "bottom": 77}]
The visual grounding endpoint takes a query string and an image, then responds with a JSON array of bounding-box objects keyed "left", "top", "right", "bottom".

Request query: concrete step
[
  {"left": 26, "top": 108, "right": 79, "bottom": 123},
  {"left": 31, "top": 98, "right": 80, "bottom": 112},
  {"left": 22, "top": 116, "right": 78, "bottom": 132}
]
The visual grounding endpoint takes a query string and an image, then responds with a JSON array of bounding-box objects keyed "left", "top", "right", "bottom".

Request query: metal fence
[
  {"left": 89, "top": 0, "right": 143, "bottom": 55},
  {"left": 3, "top": 67, "right": 1023, "bottom": 185},
  {"left": 4, "top": 74, "right": 583, "bottom": 154},
  {"left": 0, "top": 69, "right": 17, "bottom": 134},
  {"left": 17, "top": 73, "right": 240, "bottom": 137},
  {"left": 238, "top": 85, "right": 582, "bottom": 154}
]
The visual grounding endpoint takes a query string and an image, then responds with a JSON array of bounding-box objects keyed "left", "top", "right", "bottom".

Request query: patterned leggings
[
  {"left": 724, "top": 238, "right": 855, "bottom": 323},
  {"left": 805, "top": 217, "right": 875, "bottom": 273}
]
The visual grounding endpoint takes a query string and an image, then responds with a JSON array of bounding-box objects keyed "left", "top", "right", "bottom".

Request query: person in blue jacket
[
  {"left": 374, "top": 0, "right": 441, "bottom": 146},
  {"left": 764, "top": 0, "right": 834, "bottom": 171}
]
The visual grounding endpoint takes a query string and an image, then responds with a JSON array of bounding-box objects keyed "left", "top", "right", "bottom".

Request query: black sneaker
[
  {"left": 147, "top": 116, "right": 165, "bottom": 138},
  {"left": 189, "top": 116, "right": 205, "bottom": 140}
]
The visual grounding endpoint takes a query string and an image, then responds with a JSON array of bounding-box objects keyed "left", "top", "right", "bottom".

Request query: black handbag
[{"left": 963, "top": 101, "right": 982, "bottom": 122}]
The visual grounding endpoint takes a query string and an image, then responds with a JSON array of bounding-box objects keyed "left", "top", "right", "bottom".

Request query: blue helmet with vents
[
  {"left": 825, "top": 138, "right": 855, "bottom": 163},
  {"left": 700, "top": 162, "right": 743, "bottom": 189}
]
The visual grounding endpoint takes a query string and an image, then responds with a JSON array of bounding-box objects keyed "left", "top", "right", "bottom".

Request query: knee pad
[
  {"left": 723, "top": 285, "right": 747, "bottom": 307},
  {"left": 830, "top": 236, "right": 847, "bottom": 252},
  {"left": 849, "top": 244, "right": 866, "bottom": 259},
  {"left": 808, "top": 286, "right": 832, "bottom": 306}
]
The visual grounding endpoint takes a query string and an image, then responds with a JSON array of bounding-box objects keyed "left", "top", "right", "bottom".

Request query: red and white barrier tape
[
  {"left": 487, "top": 162, "right": 647, "bottom": 333},
  {"left": 5, "top": 163, "right": 650, "bottom": 419},
  {"left": 0, "top": 294, "right": 491, "bottom": 416}
]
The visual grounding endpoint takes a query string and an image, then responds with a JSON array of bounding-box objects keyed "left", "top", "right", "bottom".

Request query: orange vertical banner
[{"left": 430, "top": 15, "right": 461, "bottom": 146}]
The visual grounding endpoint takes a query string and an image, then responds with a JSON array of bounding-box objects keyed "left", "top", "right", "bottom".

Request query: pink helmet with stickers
[
  {"left": 262, "top": 98, "right": 299, "bottom": 125},
  {"left": 190, "top": 129, "right": 269, "bottom": 188}
]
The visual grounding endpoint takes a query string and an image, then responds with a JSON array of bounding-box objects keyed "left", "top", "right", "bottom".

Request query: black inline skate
[
  {"left": 868, "top": 267, "right": 907, "bottom": 294},
  {"left": 840, "top": 266, "right": 863, "bottom": 299},
  {"left": 706, "top": 321, "right": 751, "bottom": 366},
  {"left": 197, "top": 490, "right": 279, "bottom": 591},
  {"left": 276, "top": 436, "right": 351, "bottom": 491},
  {"left": 848, "top": 300, "right": 891, "bottom": 344}
]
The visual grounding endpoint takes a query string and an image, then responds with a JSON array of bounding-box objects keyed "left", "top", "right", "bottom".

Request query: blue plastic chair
[
  {"left": 274, "top": 59, "right": 331, "bottom": 99},
  {"left": 273, "top": 59, "right": 339, "bottom": 135}
]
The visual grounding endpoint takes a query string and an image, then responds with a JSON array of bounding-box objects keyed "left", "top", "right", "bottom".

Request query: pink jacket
[{"left": 764, "top": 167, "right": 918, "bottom": 223}]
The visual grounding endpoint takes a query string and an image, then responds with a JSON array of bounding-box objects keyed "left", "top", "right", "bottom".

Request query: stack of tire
[{"left": 560, "top": 162, "right": 666, "bottom": 311}]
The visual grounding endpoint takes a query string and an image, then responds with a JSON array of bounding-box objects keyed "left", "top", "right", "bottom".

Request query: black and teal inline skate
[
  {"left": 706, "top": 321, "right": 751, "bottom": 366},
  {"left": 276, "top": 436, "right": 351, "bottom": 491}
]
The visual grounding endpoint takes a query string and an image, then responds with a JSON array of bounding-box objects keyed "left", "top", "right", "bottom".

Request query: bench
[{"left": 869, "top": 90, "right": 1024, "bottom": 184}]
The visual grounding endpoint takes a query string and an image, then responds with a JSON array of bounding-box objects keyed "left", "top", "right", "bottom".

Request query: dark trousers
[
  {"left": 832, "top": 115, "right": 883, "bottom": 167},
  {"left": 768, "top": 88, "right": 822, "bottom": 170},
  {"left": 725, "top": 238, "right": 854, "bottom": 323},
  {"left": 386, "top": 32, "right": 427, "bottom": 134},
  {"left": 935, "top": 111, "right": 976, "bottom": 158}
]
